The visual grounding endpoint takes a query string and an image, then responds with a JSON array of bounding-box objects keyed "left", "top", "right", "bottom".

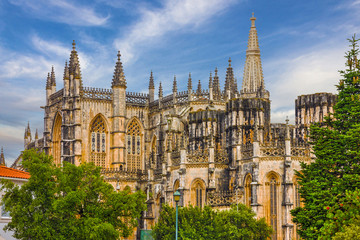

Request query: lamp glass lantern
[{"left": 174, "top": 190, "right": 181, "bottom": 203}]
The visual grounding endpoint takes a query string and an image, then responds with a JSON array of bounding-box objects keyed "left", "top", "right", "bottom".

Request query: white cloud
[
  {"left": 9, "top": 0, "right": 109, "bottom": 26},
  {"left": 114, "top": 0, "right": 238, "bottom": 63},
  {"left": 266, "top": 42, "right": 346, "bottom": 123}
]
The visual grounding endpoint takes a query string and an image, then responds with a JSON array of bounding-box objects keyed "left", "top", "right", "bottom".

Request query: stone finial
[
  {"left": 285, "top": 116, "right": 290, "bottom": 140},
  {"left": 149, "top": 71, "right": 155, "bottom": 89},
  {"left": 225, "top": 57, "right": 234, "bottom": 91},
  {"left": 46, "top": 72, "right": 51, "bottom": 90},
  {"left": 173, "top": 75, "right": 177, "bottom": 93},
  {"left": 251, "top": 12, "right": 256, "bottom": 27},
  {"left": 112, "top": 51, "right": 126, "bottom": 88},
  {"left": 197, "top": 80, "right": 202, "bottom": 94},
  {"left": 64, "top": 61, "right": 69, "bottom": 80},
  {"left": 51, "top": 65, "right": 56, "bottom": 86},
  {"left": 159, "top": 82, "right": 163, "bottom": 98},
  {"left": 35, "top": 129, "right": 39, "bottom": 140},
  {"left": 187, "top": 72, "right": 192, "bottom": 91},
  {"left": 209, "top": 71, "right": 213, "bottom": 89}
]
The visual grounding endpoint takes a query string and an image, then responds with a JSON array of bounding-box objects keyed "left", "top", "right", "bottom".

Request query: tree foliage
[
  {"left": 291, "top": 35, "right": 360, "bottom": 239},
  {"left": 152, "top": 204, "right": 272, "bottom": 240},
  {"left": 1, "top": 149, "right": 146, "bottom": 240}
]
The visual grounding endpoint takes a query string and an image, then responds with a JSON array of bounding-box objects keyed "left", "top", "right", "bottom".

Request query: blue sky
[{"left": 0, "top": 0, "right": 359, "bottom": 165}]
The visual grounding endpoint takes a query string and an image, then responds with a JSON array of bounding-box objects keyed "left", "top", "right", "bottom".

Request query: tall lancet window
[
  {"left": 53, "top": 113, "right": 62, "bottom": 166},
  {"left": 269, "top": 176, "right": 278, "bottom": 240},
  {"left": 191, "top": 179, "right": 206, "bottom": 208},
  {"left": 90, "top": 115, "right": 107, "bottom": 168},
  {"left": 126, "top": 119, "right": 142, "bottom": 171},
  {"left": 244, "top": 174, "right": 252, "bottom": 207}
]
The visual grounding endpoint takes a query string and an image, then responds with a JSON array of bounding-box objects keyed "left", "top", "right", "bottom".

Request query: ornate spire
[
  {"left": 24, "top": 122, "right": 31, "bottom": 139},
  {"left": 209, "top": 72, "right": 213, "bottom": 89},
  {"left": 241, "top": 13, "right": 267, "bottom": 98},
  {"left": 46, "top": 72, "right": 51, "bottom": 90},
  {"left": 213, "top": 67, "right": 220, "bottom": 95},
  {"left": 112, "top": 51, "right": 126, "bottom": 88},
  {"left": 173, "top": 75, "right": 177, "bottom": 93},
  {"left": 187, "top": 72, "right": 192, "bottom": 91},
  {"left": 64, "top": 61, "right": 69, "bottom": 80},
  {"left": 0, "top": 147, "right": 5, "bottom": 166},
  {"left": 197, "top": 80, "right": 202, "bottom": 94},
  {"left": 51, "top": 66, "right": 56, "bottom": 86},
  {"left": 225, "top": 57, "right": 234, "bottom": 91},
  {"left": 149, "top": 71, "right": 154, "bottom": 89},
  {"left": 159, "top": 82, "right": 163, "bottom": 98},
  {"left": 35, "top": 129, "right": 39, "bottom": 140},
  {"left": 68, "top": 40, "right": 81, "bottom": 77}
]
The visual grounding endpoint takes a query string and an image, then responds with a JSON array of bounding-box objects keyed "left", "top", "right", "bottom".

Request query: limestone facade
[{"left": 16, "top": 15, "right": 338, "bottom": 240}]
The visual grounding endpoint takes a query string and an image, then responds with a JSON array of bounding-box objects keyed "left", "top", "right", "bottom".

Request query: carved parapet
[
  {"left": 260, "top": 141, "right": 285, "bottom": 157},
  {"left": 82, "top": 87, "right": 112, "bottom": 101},
  {"left": 187, "top": 149, "right": 209, "bottom": 163},
  {"left": 126, "top": 91, "right": 149, "bottom": 106},
  {"left": 176, "top": 91, "right": 188, "bottom": 104},
  {"left": 207, "top": 190, "right": 242, "bottom": 207},
  {"left": 214, "top": 149, "right": 229, "bottom": 164}
]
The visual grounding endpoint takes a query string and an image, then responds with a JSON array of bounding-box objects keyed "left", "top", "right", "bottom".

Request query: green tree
[
  {"left": 321, "top": 189, "right": 360, "bottom": 240},
  {"left": 291, "top": 35, "right": 360, "bottom": 239},
  {"left": 152, "top": 204, "right": 272, "bottom": 240},
  {"left": 1, "top": 149, "right": 146, "bottom": 240}
]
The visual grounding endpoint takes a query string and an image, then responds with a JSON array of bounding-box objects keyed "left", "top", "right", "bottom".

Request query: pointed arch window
[
  {"left": 191, "top": 179, "right": 206, "bottom": 208},
  {"left": 270, "top": 176, "right": 278, "bottom": 240},
  {"left": 90, "top": 116, "right": 107, "bottom": 168},
  {"left": 53, "top": 114, "right": 62, "bottom": 166},
  {"left": 126, "top": 119, "right": 142, "bottom": 171},
  {"left": 245, "top": 174, "right": 252, "bottom": 207}
]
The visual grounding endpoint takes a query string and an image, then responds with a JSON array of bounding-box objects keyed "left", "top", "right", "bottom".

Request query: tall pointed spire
[
  {"left": 241, "top": 13, "right": 268, "bottom": 98},
  {"left": 51, "top": 66, "right": 56, "bottom": 86},
  {"left": 225, "top": 57, "right": 234, "bottom": 91},
  {"left": 209, "top": 72, "right": 213, "bottom": 89},
  {"left": 149, "top": 71, "right": 154, "bottom": 89},
  {"left": 159, "top": 82, "right": 163, "bottom": 98},
  {"left": 69, "top": 40, "right": 81, "bottom": 76},
  {"left": 187, "top": 73, "right": 192, "bottom": 91},
  {"left": 112, "top": 51, "right": 126, "bottom": 88},
  {"left": 197, "top": 80, "right": 202, "bottom": 94},
  {"left": 213, "top": 67, "right": 221, "bottom": 96},
  {"left": 0, "top": 147, "right": 5, "bottom": 166},
  {"left": 46, "top": 72, "right": 51, "bottom": 90},
  {"left": 173, "top": 75, "right": 177, "bottom": 93}
]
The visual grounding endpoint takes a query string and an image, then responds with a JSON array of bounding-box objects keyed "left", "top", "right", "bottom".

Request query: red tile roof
[{"left": 0, "top": 166, "right": 30, "bottom": 179}]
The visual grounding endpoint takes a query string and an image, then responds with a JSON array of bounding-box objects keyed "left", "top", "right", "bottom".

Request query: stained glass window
[
  {"left": 90, "top": 115, "right": 107, "bottom": 168},
  {"left": 126, "top": 119, "right": 142, "bottom": 170}
]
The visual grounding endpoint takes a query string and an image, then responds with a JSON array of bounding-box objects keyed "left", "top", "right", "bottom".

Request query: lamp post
[{"left": 173, "top": 190, "right": 181, "bottom": 240}]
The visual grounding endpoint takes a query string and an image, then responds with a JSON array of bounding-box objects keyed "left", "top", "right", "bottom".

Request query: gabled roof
[{"left": 0, "top": 166, "right": 30, "bottom": 179}]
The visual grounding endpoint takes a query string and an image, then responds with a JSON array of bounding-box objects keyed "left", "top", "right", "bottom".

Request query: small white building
[{"left": 0, "top": 166, "right": 30, "bottom": 240}]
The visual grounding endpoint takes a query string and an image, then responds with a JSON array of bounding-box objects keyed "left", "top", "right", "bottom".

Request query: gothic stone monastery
[{"left": 18, "top": 15, "right": 337, "bottom": 240}]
